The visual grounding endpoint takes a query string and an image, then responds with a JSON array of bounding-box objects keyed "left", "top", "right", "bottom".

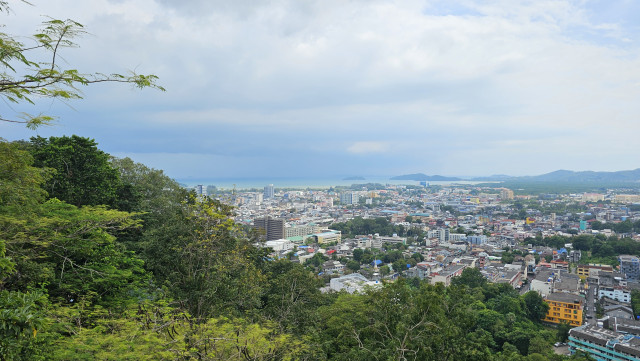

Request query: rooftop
[{"left": 545, "top": 292, "right": 584, "bottom": 305}]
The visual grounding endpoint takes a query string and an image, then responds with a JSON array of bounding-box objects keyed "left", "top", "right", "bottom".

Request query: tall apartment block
[
  {"left": 263, "top": 184, "right": 275, "bottom": 199},
  {"left": 500, "top": 188, "right": 514, "bottom": 200},
  {"left": 340, "top": 192, "right": 359, "bottom": 205},
  {"left": 619, "top": 255, "right": 640, "bottom": 280},
  {"left": 254, "top": 216, "right": 285, "bottom": 241}
]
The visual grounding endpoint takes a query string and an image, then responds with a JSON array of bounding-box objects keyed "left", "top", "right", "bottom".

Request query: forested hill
[
  {"left": 1, "top": 136, "right": 589, "bottom": 360},
  {"left": 392, "top": 169, "right": 640, "bottom": 184}
]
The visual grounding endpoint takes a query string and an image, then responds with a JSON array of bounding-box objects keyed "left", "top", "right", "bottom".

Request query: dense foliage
[
  {"left": 329, "top": 216, "right": 425, "bottom": 239},
  {"left": 0, "top": 138, "right": 592, "bottom": 360},
  {"left": 526, "top": 231, "right": 640, "bottom": 265}
]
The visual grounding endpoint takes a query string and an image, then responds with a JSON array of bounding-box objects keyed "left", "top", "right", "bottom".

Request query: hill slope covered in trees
[{"left": 0, "top": 137, "right": 591, "bottom": 360}]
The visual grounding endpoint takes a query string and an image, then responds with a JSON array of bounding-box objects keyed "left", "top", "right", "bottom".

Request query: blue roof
[{"left": 372, "top": 259, "right": 383, "bottom": 266}]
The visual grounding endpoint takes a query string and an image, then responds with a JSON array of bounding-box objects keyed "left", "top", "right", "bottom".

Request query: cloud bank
[{"left": 2, "top": 0, "right": 640, "bottom": 180}]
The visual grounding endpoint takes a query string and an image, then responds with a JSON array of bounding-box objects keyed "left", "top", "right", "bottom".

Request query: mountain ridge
[{"left": 392, "top": 168, "right": 640, "bottom": 183}]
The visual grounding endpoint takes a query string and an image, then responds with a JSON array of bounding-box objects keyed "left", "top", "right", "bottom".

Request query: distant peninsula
[
  {"left": 343, "top": 176, "right": 366, "bottom": 180},
  {"left": 391, "top": 173, "right": 462, "bottom": 181},
  {"left": 391, "top": 168, "right": 640, "bottom": 184}
]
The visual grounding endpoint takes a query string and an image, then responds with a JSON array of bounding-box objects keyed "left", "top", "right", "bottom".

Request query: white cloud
[
  {"left": 347, "top": 141, "right": 390, "bottom": 154},
  {"left": 3, "top": 0, "right": 640, "bottom": 177}
]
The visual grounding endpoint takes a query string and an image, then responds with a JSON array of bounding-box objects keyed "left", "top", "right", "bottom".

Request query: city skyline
[{"left": 2, "top": 0, "right": 640, "bottom": 180}]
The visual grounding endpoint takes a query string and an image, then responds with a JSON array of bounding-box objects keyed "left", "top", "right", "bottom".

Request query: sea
[{"left": 175, "top": 176, "right": 494, "bottom": 190}]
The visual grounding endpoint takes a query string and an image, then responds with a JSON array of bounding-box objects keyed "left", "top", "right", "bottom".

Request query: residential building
[
  {"left": 500, "top": 188, "right": 514, "bottom": 200},
  {"left": 553, "top": 275, "right": 580, "bottom": 294},
  {"left": 578, "top": 264, "right": 614, "bottom": 279},
  {"left": 568, "top": 250, "right": 582, "bottom": 263},
  {"left": 542, "top": 292, "right": 584, "bottom": 326},
  {"left": 582, "top": 193, "right": 605, "bottom": 202},
  {"left": 431, "top": 265, "right": 466, "bottom": 287},
  {"left": 530, "top": 270, "right": 554, "bottom": 297},
  {"left": 329, "top": 273, "right": 379, "bottom": 293},
  {"left": 311, "top": 230, "right": 342, "bottom": 244},
  {"left": 427, "top": 228, "right": 450, "bottom": 242},
  {"left": 322, "top": 260, "right": 345, "bottom": 275},
  {"left": 377, "top": 235, "right": 407, "bottom": 245},
  {"left": 620, "top": 255, "right": 640, "bottom": 280},
  {"left": 448, "top": 233, "right": 467, "bottom": 242},
  {"left": 605, "top": 317, "right": 640, "bottom": 335},
  {"left": 467, "top": 235, "right": 487, "bottom": 245},
  {"left": 340, "top": 192, "right": 359, "bottom": 205},
  {"left": 263, "top": 184, "right": 275, "bottom": 199},
  {"left": 599, "top": 284, "right": 632, "bottom": 304},
  {"left": 254, "top": 216, "right": 285, "bottom": 241},
  {"left": 604, "top": 305, "right": 635, "bottom": 320},
  {"left": 615, "top": 194, "right": 640, "bottom": 203},
  {"left": 264, "top": 239, "right": 294, "bottom": 252},
  {"left": 569, "top": 324, "right": 640, "bottom": 361},
  {"left": 285, "top": 224, "right": 320, "bottom": 239}
]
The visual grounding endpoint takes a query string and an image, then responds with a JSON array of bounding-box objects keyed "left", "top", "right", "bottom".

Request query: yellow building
[
  {"left": 577, "top": 264, "right": 614, "bottom": 279},
  {"left": 543, "top": 293, "right": 583, "bottom": 327},
  {"left": 312, "top": 230, "right": 342, "bottom": 244},
  {"left": 582, "top": 193, "right": 604, "bottom": 202},
  {"left": 615, "top": 194, "right": 640, "bottom": 203}
]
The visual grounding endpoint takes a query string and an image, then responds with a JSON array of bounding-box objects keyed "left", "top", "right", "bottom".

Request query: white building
[
  {"left": 427, "top": 228, "right": 450, "bottom": 241},
  {"left": 329, "top": 273, "right": 380, "bottom": 293},
  {"left": 263, "top": 184, "right": 275, "bottom": 199},
  {"left": 598, "top": 286, "right": 631, "bottom": 303},
  {"left": 263, "top": 239, "right": 294, "bottom": 251},
  {"left": 340, "top": 192, "right": 359, "bottom": 205}
]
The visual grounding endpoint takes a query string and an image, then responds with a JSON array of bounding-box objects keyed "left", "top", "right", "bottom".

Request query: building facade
[
  {"left": 254, "top": 216, "right": 285, "bottom": 241},
  {"left": 263, "top": 184, "right": 275, "bottom": 199},
  {"left": 599, "top": 286, "right": 632, "bottom": 303},
  {"left": 569, "top": 325, "right": 640, "bottom": 361},
  {"left": 619, "top": 255, "right": 640, "bottom": 280},
  {"left": 578, "top": 264, "right": 614, "bottom": 279},
  {"left": 340, "top": 192, "right": 359, "bottom": 205},
  {"left": 542, "top": 292, "right": 584, "bottom": 327}
]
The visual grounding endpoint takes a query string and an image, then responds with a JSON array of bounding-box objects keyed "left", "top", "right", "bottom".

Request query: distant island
[
  {"left": 390, "top": 173, "right": 462, "bottom": 181},
  {"left": 343, "top": 176, "right": 366, "bottom": 180},
  {"left": 392, "top": 169, "right": 640, "bottom": 184}
]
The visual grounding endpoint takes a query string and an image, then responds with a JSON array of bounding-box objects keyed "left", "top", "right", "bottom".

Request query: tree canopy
[
  {"left": 0, "top": 136, "right": 595, "bottom": 360},
  {"left": 0, "top": 1, "right": 163, "bottom": 128}
]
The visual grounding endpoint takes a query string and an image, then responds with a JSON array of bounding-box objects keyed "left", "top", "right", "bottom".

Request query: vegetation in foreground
[{"left": 0, "top": 137, "right": 593, "bottom": 360}]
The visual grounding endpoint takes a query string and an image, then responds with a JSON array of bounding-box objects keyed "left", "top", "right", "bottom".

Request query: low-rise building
[
  {"left": 328, "top": 273, "right": 379, "bottom": 293},
  {"left": 600, "top": 286, "right": 632, "bottom": 304},
  {"left": 530, "top": 270, "right": 554, "bottom": 297},
  {"left": 431, "top": 264, "right": 466, "bottom": 286},
  {"left": 263, "top": 239, "right": 295, "bottom": 252},
  {"left": 569, "top": 324, "right": 640, "bottom": 361},
  {"left": 604, "top": 305, "right": 635, "bottom": 320},
  {"left": 312, "top": 230, "right": 342, "bottom": 244},
  {"left": 543, "top": 292, "right": 584, "bottom": 327},
  {"left": 578, "top": 264, "right": 614, "bottom": 279},
  {"left": 322, "top": 260, "right": 345, "bottom": 275}
]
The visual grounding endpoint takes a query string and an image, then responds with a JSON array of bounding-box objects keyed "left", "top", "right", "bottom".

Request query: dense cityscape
[{"left": 197, "top": 182, "right": 640, "bottom": 359}]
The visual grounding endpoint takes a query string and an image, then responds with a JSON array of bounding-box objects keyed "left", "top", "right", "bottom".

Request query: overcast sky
[{"left": 2, "top": 0, "right": 640, "bottom": 181}]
